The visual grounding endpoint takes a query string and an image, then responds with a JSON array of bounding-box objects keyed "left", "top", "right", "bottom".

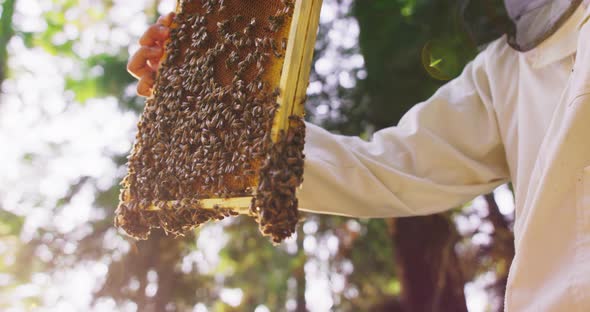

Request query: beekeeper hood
[{"left": 505, "top": 0, "right": 583, "bottom": 51}]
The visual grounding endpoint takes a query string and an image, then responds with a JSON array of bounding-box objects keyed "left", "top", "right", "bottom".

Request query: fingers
[
  {"left": 128, "top": 12, "right": 175, "bottom": 97},
  {"left": 137, "top": 74, "right": 155, "bottom": 97},
  {"left": 157, "top": 12, "right": 176, "bottom": 27},
  {"left": 139, "top": 24, "right": 170, "bottom": 46},
  {"left": 127, "top": 46, "right": 163, "bottom": 79}
]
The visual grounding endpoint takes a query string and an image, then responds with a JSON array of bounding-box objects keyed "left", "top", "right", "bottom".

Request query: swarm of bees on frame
[{"left": 115, "top": 0, "right": 306, "bottom": 243}]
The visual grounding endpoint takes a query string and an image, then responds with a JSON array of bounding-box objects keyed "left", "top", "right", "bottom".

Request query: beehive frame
[{"left": 144, "top": 0, "right": 323, "bottom": 214}]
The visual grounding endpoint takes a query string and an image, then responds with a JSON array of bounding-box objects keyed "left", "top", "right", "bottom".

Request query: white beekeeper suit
[{"left": 299, "top": 3, "right": 590, "bottom": 311}]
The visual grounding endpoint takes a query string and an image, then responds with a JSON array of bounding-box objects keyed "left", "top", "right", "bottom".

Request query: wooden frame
[{"left": 147, "top": 0, "right": 323, "bottom": 214}]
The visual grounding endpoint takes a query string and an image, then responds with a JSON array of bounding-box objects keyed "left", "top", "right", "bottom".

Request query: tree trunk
[{"left": 389, "top": 216, "right": 468, "bottom": 312}]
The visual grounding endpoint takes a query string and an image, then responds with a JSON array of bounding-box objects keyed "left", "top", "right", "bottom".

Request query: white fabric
[{"left": 299, "top": 4, "right": 590, "bottom": 311}]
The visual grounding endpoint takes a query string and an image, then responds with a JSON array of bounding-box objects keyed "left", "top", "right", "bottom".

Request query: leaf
[{"left": 0, "top": 210, "right": 24, "bottom": 237}]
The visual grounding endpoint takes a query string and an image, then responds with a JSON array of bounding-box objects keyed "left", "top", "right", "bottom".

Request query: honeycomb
[{"left": 115, "top": 0, "right": 311, "bottom": 243}]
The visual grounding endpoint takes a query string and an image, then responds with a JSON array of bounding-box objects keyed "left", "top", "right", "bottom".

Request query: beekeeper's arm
[{"left": 298, "top": 44, "right": 510, "bottom": 218}]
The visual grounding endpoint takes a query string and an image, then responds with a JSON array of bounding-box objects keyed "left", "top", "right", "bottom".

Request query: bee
[
  {"left": 268, "top": 14, "right": 285, "bottom": 32},
  {"left": 271, "top": 40, "right": 283, "bottom": 58},
  {"left": 217, "top": 20, "right": 229, "bottom": 33}
]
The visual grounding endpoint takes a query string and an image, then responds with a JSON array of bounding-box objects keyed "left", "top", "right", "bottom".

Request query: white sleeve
[{"left": 298, "top": 48, "right": 510, "bottom": 218}]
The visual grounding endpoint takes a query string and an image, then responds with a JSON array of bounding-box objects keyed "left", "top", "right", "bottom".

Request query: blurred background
[{"left": 0, "top": 0, "right": 516, "bottom": 311}]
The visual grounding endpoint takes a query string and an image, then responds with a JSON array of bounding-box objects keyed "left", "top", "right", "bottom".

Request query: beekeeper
[{"left": 128, "top": 0, "right": 590, "bottom": 310}]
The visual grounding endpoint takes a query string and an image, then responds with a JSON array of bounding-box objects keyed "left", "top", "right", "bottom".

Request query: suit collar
[{"left": 524, "top": 4, "right": 585, "bottom": 68}]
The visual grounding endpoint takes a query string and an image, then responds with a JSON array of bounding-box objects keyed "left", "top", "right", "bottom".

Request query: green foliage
[
  {"left": 0, "top": 0, "right": 16, "bottom": 82},
  {"left": 345, "top": 219, "right": 399, "bottom": 309},
  {"left": 66, "top": 53, "right": 136, "bottom": 103},
  {"left": 0, "top": 210, "right": 23, "bottom": 237}
]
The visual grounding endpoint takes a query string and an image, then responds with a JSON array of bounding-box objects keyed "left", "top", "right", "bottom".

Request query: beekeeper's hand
[{"left": 127, "top": 12, "right": 175, "bottom": 97}]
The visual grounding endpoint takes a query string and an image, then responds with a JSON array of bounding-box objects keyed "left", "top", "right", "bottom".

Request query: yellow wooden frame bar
[{"left": 148, "top": 0, "right": 323, "bottom": 213}]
